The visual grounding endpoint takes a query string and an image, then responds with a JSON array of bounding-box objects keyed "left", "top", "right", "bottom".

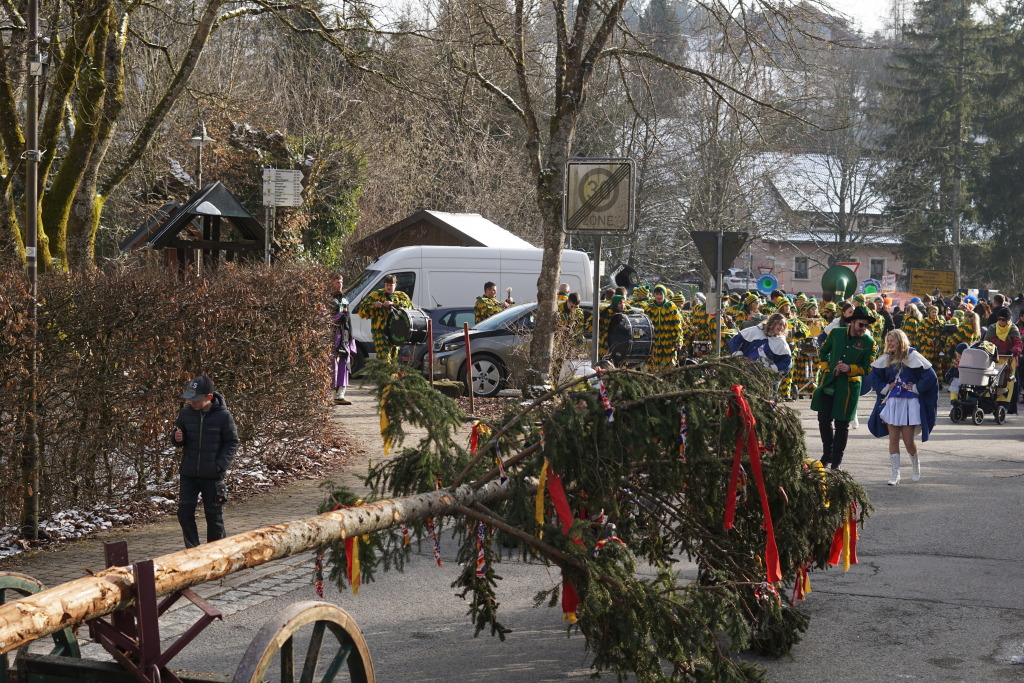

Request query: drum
[
  {"left": 798, "top": 338, "right": 819, "bottom": 355},
  {"left": 387, "top": 308, "right": 430, "bottom": 345},
  {"left": 690, "top": 340, "right": 714, "bottom": 358},
  {"left": 607, "top": 313, "right": 653, "bottom": 364}
]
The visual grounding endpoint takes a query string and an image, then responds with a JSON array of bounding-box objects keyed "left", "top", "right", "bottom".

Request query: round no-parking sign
[{"left": 564, "top": 159, "right": 635, "bottom": 234}]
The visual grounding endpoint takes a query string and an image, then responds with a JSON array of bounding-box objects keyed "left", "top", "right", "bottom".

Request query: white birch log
[{"left": 0, "top": 479, "right": 531, "bottom": 654}]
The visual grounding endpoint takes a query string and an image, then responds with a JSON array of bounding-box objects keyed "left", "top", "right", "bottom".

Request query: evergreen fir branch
[{"left": 324, "top": 357, "right": 873, "bottom": 680}]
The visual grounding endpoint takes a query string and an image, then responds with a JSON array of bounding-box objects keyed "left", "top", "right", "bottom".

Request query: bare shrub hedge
[{"left": 0, "top": 262, "right": 332, "bottom": 527}]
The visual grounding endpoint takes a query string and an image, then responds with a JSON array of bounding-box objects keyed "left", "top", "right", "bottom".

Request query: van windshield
[{"left": 343, "top": 270, "right": 380, "bottom": 300}]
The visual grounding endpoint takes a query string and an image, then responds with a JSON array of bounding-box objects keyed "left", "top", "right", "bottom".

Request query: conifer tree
[
  {"left": 974, "top": 6, "right": 1024, "bottom": 292},
  {"left": 875, "top": 0, "right": 993, "bottom": 288},
  {"left": 320, "top": 360, "right": 871, "bottom": 681}
]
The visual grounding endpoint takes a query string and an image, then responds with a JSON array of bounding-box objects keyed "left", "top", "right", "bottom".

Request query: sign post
[
  {"left": 261, "top": 169, "right": 304, "bottom": 264},
  {"left": 689, "top": 230, "right": 749, "bottom": 356},
  {"left": 563, "top": 159, "right": 636, "bottom": 365}
]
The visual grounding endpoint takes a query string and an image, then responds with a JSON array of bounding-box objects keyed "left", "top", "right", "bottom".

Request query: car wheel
[{"left": 459, "top": 354, "right": 505, "bottom": 398}]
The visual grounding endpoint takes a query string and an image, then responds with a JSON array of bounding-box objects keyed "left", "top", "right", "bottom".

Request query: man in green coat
[{"left": 811, "top": 305, "right": 877, "bottom": 470}]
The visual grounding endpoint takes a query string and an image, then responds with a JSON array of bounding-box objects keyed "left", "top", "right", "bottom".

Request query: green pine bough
[{"left": 319, "top": 359, "right": 872, "bottom": 682}]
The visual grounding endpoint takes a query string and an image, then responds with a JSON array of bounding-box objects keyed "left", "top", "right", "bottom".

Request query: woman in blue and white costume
[
  {"left": 728, "top": 313, "right": 792, "bottom": 395},
  {"left": 865, "top": 329, "right": 938, "bottom": 486}
]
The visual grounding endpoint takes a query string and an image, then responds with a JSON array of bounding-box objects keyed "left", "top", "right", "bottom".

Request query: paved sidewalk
[{"left": 0, "top": 385, "right": 390, "bottom": 603}]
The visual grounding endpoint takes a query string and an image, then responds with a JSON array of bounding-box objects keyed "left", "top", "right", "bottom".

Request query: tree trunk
[{"left": 0, "top": 479, "right": 533, "bottom": 654}]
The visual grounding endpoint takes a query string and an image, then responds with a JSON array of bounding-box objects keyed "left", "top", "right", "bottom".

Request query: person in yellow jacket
[
  {"left": 777, "top": 299, "right": 809, "bottom": 400},
  {"left": 355, "top": 274, "right": 414, "bottom": 363},
  {"left": 474, "top": 281, "right": 509, "bottom": 324},
  {"left": 671, "top": 293, "right": 689, "bottom": 363},
  {"left": 900, "top": 304, "right": 923, "bottom": 351},
  {"left": 734, "top": 292, "right": 763, "bottom": 328},
  {"left": 919, "top": 305, "right": 945, "bottom": 368},
  {"left": 599, "top": 295, "right": 627, "bottom": 358},
  {"left": 646, "top": 285, "right": 683, "bottom": 371},
  {"left": 794, "top": 300, "right": 823, "bottom": 397},
  {"left": 630, "top": 285, "right": 650, "bottom": 311}
]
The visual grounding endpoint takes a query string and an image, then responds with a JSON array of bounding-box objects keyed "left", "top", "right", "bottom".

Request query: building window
[
  {"left": 794, "top": 256, "right": 809, "bottom": 280},
  {"left": 870, "top": 259, "right": 884, "bottom": 280}
]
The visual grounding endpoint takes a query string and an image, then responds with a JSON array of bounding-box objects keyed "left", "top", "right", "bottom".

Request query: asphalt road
[{"left": 8, "top": 387, "right": 1024, "bottom": 682}]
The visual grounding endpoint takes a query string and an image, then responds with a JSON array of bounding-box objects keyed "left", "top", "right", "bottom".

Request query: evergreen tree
[
  {"left": 319, "top": 360, "right": 872, "bottom": 681},
  {"left": 874, "top": 0, "right": 993, "bottom": 288},
  {"left": 975, "top": 4, "right": 1024, "bottom": 292}
]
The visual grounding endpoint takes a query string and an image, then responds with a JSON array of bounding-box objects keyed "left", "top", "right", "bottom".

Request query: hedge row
[{"left": 0, "top": 262, "right": 333, "bottom": 527}]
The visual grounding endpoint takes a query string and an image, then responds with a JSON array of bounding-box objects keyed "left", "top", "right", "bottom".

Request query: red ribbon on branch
[
  {"left": 547, "top": 467, "right": 583, "bottom": 623},
  {"left": 724, "top": 385, "right": 782, "bottom": 583}
]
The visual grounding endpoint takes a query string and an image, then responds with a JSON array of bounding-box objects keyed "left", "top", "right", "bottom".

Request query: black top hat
[{"left": 848, "top": 305, "right": 876, "bottom": 323}]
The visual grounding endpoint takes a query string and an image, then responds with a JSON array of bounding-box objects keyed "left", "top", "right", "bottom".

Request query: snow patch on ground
[{"left": 0, "top": 432, "right": 358, "bottom": 560}]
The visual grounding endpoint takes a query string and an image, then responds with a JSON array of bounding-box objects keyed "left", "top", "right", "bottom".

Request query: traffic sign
[
  {"left": 563, "top": 158, "right": 635, "bottom": 234},
  {"left": 262, "top": 168, "right": 303, "bottom": 207},
  {"left": 690, "top": 231, "right": 749, "bottom": 274},
  {"left": 910, "top": 269, "right": 956, "bottom": 297}
]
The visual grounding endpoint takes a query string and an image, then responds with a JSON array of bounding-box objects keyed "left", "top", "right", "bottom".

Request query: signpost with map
[{"left": 563, "top": 158, "right": 636, "bottom": 362}]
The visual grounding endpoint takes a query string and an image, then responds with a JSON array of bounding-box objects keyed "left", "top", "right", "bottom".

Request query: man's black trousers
[{"left": 178, "top": 475, "right": 226, "bottom": 548}]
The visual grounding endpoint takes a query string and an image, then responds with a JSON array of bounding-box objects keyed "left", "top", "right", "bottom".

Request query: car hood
[{"left": 435, "top": 326, "right": 519, "bottom": 345}]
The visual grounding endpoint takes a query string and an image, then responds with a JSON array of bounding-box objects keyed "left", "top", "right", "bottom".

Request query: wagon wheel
[
  {"left": 232, "top": 601, "right": 374, "bottom": 683},
  {"left": 0, "top": 572, "right": 81, "bottom": 678}
]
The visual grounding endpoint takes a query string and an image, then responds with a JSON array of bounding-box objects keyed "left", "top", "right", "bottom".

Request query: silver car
[{"left": 425, "top": 302, "right": 539, "bottom": 397}]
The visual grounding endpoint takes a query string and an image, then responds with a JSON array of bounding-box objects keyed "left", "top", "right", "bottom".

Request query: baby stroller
[{"left": 949, "top": 346, "right": 1011, "bottom": 425}]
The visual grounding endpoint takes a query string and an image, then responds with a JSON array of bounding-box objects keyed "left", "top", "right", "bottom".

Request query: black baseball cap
[{"left": 181, "top": 375, "right": 213, "bottom": 400}]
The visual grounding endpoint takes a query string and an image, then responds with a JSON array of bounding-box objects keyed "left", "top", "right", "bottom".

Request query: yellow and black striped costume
[
  {"left": 900, "top": 315, "right": 922, "bottom": 350},
  {"left": 920, "top": 309, "right": 944, "bottom": 367},
  {"left": 778, "top": 316, "right": 809, "bottom": 399},
  {"left": 646, "top": 298, "right": 683, "bottom": 371},
  {"left": 474, "top": 296, "right": 505, "bottom": 324},
  {"left": 355, "top": 288, "right": 414, "bottom": 362}
]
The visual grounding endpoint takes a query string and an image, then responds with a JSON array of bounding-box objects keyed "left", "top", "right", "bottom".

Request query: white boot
[
  {"left": 910, "top": 452, "right": 921, "bottom": 482},
  {"left": 887, "top": 453, "right": 901, "bottom": 486}
]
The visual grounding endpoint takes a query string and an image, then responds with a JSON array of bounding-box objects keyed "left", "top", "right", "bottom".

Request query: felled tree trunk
[{"left": 0, "top": 480, "right": 529, "bottom": 654}]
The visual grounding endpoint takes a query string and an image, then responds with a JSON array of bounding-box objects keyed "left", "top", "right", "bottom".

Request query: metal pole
[
  {"left": 196, "top": 144, "right": 202, "bottom": 192},
  {"left": 264, "top": 204, "right": 271, "bottom": 264},
  {"left": 21, "top": 0, "right": 41, "bottom": 540},
  {"left": 715, "top": 231, "right": 724, "bottom": 357},
  {"left": 463, "top": 323, "right": 474, "bottom": 413},
  {"left": 591, "top": 236, "right": 602, "bottom": 365},
  {"left": 427, "top": 319, "right": 434, "bottom": 388}
]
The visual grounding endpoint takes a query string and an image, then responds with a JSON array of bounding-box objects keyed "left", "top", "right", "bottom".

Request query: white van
[{"left": 344, "top": 245, "right": 594, "bottom": 360}]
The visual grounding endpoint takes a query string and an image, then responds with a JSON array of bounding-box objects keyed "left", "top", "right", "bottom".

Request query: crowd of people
[{"left": 326, "top": 273, "right": 1023, "bottom": 487}]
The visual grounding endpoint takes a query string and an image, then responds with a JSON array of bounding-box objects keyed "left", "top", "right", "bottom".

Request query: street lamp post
[
  {"left": 186, "top": 121, "right": 215, "bottom": 190},
  {"left": 21, "top": 0, "right": 42, "bottom": 540}
]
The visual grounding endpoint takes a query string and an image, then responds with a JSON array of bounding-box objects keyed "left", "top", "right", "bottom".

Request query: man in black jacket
[{"left": 173, "top": 375, "right": 238, "bottom": 548}]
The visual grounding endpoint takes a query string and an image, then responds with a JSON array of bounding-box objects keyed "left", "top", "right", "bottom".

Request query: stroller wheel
[
  {"left": 972, "top": 409, "right": 985, "bottom": 425},
  {"left": 995, "top": 405, "right": 1007, "bottom": 424},
  {"left": 949, "top": 406, "right": 963, "bottom": 423}
]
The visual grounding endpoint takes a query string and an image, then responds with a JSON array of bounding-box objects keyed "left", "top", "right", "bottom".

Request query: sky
[{"left": 827, "top": 0, "right": 891, "bottom": 35}]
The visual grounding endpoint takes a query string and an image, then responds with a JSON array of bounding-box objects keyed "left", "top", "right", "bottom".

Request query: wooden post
[{"left": 0, "top": 480, "right": 532, "bottom": 655}]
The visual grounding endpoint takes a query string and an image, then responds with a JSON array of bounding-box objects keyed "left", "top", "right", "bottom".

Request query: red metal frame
[{"left": 87, "top": 542, "right": 222, "bottom": 683}]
